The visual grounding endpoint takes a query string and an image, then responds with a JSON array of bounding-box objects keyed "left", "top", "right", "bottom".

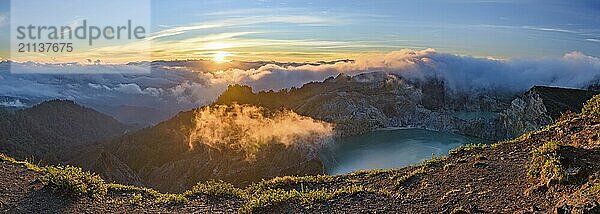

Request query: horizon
[{"left": 0, "top": 0, "right": 599, "bottom": 63}]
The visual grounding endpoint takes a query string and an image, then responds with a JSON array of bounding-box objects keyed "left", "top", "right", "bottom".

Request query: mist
[
  {"left": 187, "top": 104, "right": 334, "bottom": 159},
  {"left": 1, "top": 49, "right": 598, "bottom": 120}
]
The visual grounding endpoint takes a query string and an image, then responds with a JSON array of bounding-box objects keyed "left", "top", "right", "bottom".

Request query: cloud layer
[{"left": 1, "top": 49, "right": 598, "bottom": 123}]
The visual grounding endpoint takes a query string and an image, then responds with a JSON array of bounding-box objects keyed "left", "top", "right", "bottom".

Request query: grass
[
  {"left": 526, "top": 141, "right": 566, "bottom": 184},
  {"left": 239, "top": 184, "right": 387, "bottom": 214},
  {"left": 248, "top": 174, "right": 335, "bottom": 194},
  {"left": 184, "top": 180, "right": 245, "bottom": 198},
  {"left": 154, "top": 193, "right": 188, "bottom": 204},
  {"left": 0, "top": 153, "right": 43, "bottom": 172},
  {"left": 448, "top": 143, "right": 490, "bottom": 155}
]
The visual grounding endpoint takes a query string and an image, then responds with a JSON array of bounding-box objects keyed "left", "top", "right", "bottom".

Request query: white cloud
[
  {"left": 1, "top": 49, "right": 598, "bottom": 117},
  {"left": 205, "top": 48, "right": 600, "bottom": 93},
  {"left": 0, "top": 14, "right": 7, "bottom": 27}
]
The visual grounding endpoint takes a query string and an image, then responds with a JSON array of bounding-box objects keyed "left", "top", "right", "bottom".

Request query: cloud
[
  {"left": 224, "top": 49, "right": 600, "bottom": 93},
  {"left": 1, "top": 49, "right": 598, "bottom": 119},
  {"left": 147, "top": 15, "right": 335, "bottom": 41},
  {"left": 188, "top": 104, "right": 333, "bottom": 159},
  {"left": 0, "top": 62, "right": 220, "bottom": 113},
  {"left": 0, "top": 14, "right": 7, "bottom": 27},
  {"left": 586, "top": 38, "right": 600, "bottom": 43}
]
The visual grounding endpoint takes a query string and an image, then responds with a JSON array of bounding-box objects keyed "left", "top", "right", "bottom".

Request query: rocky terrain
[
  {"left": 216, "top": 72, "right": 598, "bottom": 140},
  {"left": 1, "top": 94, "right": 598, "bottom": 213},
  {"left": 497, "top": 86, "right": 599, "bottom": 139}
]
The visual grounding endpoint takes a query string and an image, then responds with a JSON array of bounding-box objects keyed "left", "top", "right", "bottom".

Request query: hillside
[
  {"left": 83, "top": 105, "right": 328, "bottom": 193},
  {"left": 0, "top": 100, "right": 132, "bottom": 164},
  {"left": 1, "top": 94, "right": 598, "bottom": 213}
]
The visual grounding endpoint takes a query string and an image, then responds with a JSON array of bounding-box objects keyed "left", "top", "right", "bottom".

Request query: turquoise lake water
[{"left": 320, "top": 128, "right": 489, "bottom": 175}]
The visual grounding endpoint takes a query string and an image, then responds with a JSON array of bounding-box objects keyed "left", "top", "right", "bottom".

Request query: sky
[{"left": 0, "top": 0, "right": 599, "bottom": 62}]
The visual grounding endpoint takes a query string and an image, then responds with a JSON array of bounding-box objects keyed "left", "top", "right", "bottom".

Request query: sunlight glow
[{"left": 213, "top": 52, "right": 230, "bottom": 63}]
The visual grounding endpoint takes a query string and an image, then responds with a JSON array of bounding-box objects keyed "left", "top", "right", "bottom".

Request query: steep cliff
[{"left": 497, "top": 86, "right": 598, "bottom": 139}]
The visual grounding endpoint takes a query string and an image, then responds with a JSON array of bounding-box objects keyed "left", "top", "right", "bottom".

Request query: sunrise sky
[{"left": 0, "top": 0, "right": 599, "bottom": 63}]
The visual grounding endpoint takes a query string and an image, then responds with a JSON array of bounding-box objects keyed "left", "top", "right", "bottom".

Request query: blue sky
[{"left": 0, "top": 0, "right": 599, "bottom": 62}]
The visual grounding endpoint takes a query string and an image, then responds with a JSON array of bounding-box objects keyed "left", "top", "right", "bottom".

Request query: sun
[{"left": 213, "top": 52, "right": 230, "bottom": 63}]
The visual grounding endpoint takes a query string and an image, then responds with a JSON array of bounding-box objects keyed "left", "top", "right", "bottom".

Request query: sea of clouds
[{"left": 1, "top": 49, "right": 598, "bottom": 122}]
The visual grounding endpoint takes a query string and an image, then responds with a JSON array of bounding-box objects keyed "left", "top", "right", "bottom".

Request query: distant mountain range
[
  {"left": 0, "top": 100, "right": 133, "bottom": 164},
  {"left": 0, "top": 96, "right": 37, "bottom": 111}
]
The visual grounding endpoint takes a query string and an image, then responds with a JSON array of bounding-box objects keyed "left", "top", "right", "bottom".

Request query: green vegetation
[
  {"left": 0, "top": 153, "right": 43, "bottom": 172},
  {"left": 129, "top": 193, "right": 143, "bottom": 205},
  {"left": 582, "top": 94, "right": 600, "bottom": 118},
  {"left": 589, "top": 182, "right": 600, "bottom": 200},
  {"left": 154, "top": 193, "right": 188, "bottom": 204},
  {"left": 41, "top": 165, "right": 107, "bottom": 198},
  {"left": 527, "top": 141, "right": 566, "bottom": 184},
  {"left": 248, "top": 175, "right": 334, "bottom": 193},
  {"left": 184, "top": 180, "right": 245, "bottom": 198},
  {"left": 240, "top": 185, "right": 386, "bottom": 214},
  {"left": 448, "top": 143, "right": 490, "bottom": 155}
]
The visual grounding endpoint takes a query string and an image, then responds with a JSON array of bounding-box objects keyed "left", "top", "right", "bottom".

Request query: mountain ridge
[{"left": 0, "top": 93, "right": 598, "bottom": 213}]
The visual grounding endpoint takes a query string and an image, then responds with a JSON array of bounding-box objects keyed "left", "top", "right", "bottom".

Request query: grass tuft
[
  {"left": 449, "top": 143, "right": 489, "bottom": 155},
  {"left": 154, "top": 193, "right": 188, "bottom": 204},
  {"left": 239, "top": 184, "right": 386, "bottom": 213},
  {"left": 184, "top": 180, "right": 245, "bottom": 198}
]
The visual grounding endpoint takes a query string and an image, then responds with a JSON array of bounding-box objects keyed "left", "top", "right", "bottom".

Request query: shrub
[
  {"left": 527, "top": 141, "right": 566, "bottom": 183},
  {"left": 582, "top": 94, "right": 600, "bottom": 118},
  {"left": 40, "top": 165, "right": 107, "bottom": 198}
]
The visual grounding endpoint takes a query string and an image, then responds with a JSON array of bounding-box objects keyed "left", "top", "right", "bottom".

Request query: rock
[{"left": 497, "top": 86, "right": 598, "bottom": 139}]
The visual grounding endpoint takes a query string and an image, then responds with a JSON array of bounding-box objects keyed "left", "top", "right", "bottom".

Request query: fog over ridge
[{"left": 0, "top": 49, "right": 598, "bottom": 118}]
